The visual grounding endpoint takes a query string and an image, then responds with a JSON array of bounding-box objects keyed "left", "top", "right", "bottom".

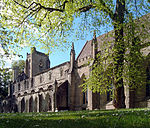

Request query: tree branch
[
  {"left": 77, "top": 4, "right": 95, "bottom": 12},
  {"left": 13, "top": 0, "right": 64, "bottom": 13},
  {"left": 76, "top": 1, "right": 114, "bottom": 20}
]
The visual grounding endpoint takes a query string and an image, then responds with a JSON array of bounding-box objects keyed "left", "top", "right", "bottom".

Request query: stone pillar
[
  {"left": 37, "top": 94, "right": 39, "bottom": 112},
  {"left": 52, "top": 95, "right": 54, "bottom": 112},
  {"left": 25, "top": 99, "right": 29, "bottom": 112},
  {"left": 125, "top": 85, "right": 129, "bottom": 108},
  {"left": 18, "top": 100, "right": 21, "bottom": 113}
]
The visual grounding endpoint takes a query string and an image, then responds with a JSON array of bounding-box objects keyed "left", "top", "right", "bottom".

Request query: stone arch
[
  {"left": 39, "top": 94, "right": 44, "bottom": 112},
  {"left": 45, "top": 93, "right": 52, "bottom": 112},
  {"left": 21, "top": 98, "right": 25, "bottom": 113},
  {"left": 25, "top": 99, "right": 29, "bottom": 112},
  {"left": 57, "top": 81, "right": 68, "bottom": 110},
  {"left": 29, "top": 96, "right": 33, "bottom": 112},
  {"left": 34, "top": 97, "right": 37, "bottom": 112}
]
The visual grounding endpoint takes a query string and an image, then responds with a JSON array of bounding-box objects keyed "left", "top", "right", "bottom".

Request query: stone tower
[{"left": 24, "top": 47, "right": 50, "bottom": 78}]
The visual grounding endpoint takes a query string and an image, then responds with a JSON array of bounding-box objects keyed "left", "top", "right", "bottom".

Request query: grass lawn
[{"left": 0, "top": 108, "right": 150, "bottom": 128}]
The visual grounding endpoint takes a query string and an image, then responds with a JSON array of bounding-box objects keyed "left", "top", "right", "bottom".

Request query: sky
[
  {"left": 2, "top": 11, "right": 113, "bottom": 68},
  {"left": 3, "top": 31, "right": 95, "bottom": 68},
  {"left": 2, "top": 1, "right": 149, "bottom": 69}
]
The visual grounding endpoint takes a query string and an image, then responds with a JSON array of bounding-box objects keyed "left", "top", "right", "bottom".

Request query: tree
[
  {"left": 0, "top": 68, "right": 11, "bottom": 100},
  {"left": 1, "top": 0, "right": 150, "bottom": 108},
  {"left": 11, "top": 60, "right": 25, "bottom": 73}
]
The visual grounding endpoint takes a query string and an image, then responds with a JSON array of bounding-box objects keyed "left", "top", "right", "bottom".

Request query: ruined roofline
[
  {"left": 76, "top": 30, "right": 113, "bottom": 61},
  {"left": 34, "top": 50, "right": 49, "bottom": 57},
  {"left": 31, "top": 47, "right": 49, "bottom": 57},
  {"left": 34, "top": 61, "right": 70, "bottom": 76},
  {"left": 76, "top": 13, "right": 150, "bottom": 61}
]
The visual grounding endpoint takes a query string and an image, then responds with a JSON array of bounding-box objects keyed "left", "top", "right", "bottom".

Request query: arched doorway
[
  {"left": 21, "top": 98, "right": 25, "bottom": 113},
  {"left": 29, "top": 96, "right": 33, "bottom": 112},
  {"left": 57, "top": 81, "right": 68, "bottom": 110},
  {"left": 34, "top": 97, "right": 37, "bottom": 112},
  {"left": 39, "top": 94, "right": 43, "bottom": 112},
  {"left": 45, "top": 93, "right": 52, "bottom": 111}
]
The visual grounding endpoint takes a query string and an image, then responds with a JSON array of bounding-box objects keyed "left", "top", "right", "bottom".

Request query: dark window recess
[
  {"left": 146, "top": 67, "right": 150, "bottom": 97},
  {"left": 31, "top": 78, "right": 34, "bottom": 87},
  {"left": 18, "top": 83, "right": 20, "bottom": 91},
  {"left": 83, "top": 92, "right": 86, "bottom": 104},
  {"left": 24, "top": 80, "right": 26, "bottom": 90}
]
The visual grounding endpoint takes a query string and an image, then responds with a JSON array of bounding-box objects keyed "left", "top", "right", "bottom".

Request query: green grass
[{"left": 0, "top": 108, "right": 150, "bottom": 128}]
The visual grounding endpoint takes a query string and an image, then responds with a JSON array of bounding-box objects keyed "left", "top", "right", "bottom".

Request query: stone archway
[
  {"left": 21, "top": 98, "right": 25, "bottom": 113},
  {"left": 45, "top": 93, "right": 52, "bottom": 112},
  {"left": 56, "top": 81, "right": 68, "bottom": 110},
  {"left": 39, "top": 94, "right": 43, "bottom": 112},
  {"left": 29, "top": 96, "right": 33, "bottom": 112},
  {"left": 34, "top": 97, "right": 37, "bottom": 112}
]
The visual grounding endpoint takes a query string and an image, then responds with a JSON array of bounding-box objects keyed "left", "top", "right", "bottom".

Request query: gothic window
[
  {"left": 83, "top": 90, "right": 88, "bottom": 104},
  {"left": 24, "top": 80, "right": 26, "bottom": 90},
  {"left": 60, "top": 68, "right": 63, "bottom": 77},
  {"left": 40, "top": 75, "right": 43, "bottom": 83},
  {"left": 49, "top": 72, "right": 52, "bottom": 80},
  {"left": 39, "top": 59, "right": 44, "bottom": 70},
  {"left": 31, "top": 78, "right": 34, "bottom": 87},
  {"left": 18, "top": 83, "right": 20, "bottom": 91}
]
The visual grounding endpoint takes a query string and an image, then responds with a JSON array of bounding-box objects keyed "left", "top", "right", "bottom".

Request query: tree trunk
[{"left": 113, "top": 0, "right": 126, "bottom": 108}]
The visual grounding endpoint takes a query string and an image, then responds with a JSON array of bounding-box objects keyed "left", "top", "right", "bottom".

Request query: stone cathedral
[{"left": 1, "top": 14, "right": 150, "bottom": 112}]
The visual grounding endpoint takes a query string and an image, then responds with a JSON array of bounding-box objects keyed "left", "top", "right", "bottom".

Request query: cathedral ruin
[{"left": 1, "top": 13, "right": 150, "bottom": 112}]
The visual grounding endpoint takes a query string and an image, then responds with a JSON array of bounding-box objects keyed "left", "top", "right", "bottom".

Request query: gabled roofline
[{"left": 76, "top": 41, "right": 90, "bottom": 61}]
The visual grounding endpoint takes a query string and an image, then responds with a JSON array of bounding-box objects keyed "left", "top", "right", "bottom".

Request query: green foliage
[
  {"left": 1, "top": 109, "right": 150, "bottom": 128},
  {"left": 0, "top": 68, "right": 11, "bottom": 100},
  {"left": 11, "top": 60, "right": 25, "bottom": 73},
  {"left": 82, "top": 45, "right": 114, "bottom": 94}
]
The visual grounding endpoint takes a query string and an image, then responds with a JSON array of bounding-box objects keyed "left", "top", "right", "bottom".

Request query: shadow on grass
[{"left": 1, "top": 109, "right": 150, "bottom": 128}]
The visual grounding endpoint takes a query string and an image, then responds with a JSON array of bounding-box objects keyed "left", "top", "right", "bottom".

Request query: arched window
[
  {"left": 40, "top": 75, "right": 43, "bottom": 83},
  {"left": 49, "top": 72, "right": 52, "bottom": 80},
  {"left": 18, "top": 83, "right": 20, "bottom": 91},
  {"left": 60, "top": 68, "right": 63, "bottom": 77}
]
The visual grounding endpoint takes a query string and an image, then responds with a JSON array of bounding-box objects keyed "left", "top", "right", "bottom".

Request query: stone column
[
  {"left": 25, "top": 98, "right": 29, "bottom": 112},
  {"left": 18, "top": 100, "right": 21, "bottom": 113},
  {"left": 52, "top": 94, "right": 55, "bottom": 112},
  {"left": 37, "top": 94, "right": 39, "bottom": 112}
]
